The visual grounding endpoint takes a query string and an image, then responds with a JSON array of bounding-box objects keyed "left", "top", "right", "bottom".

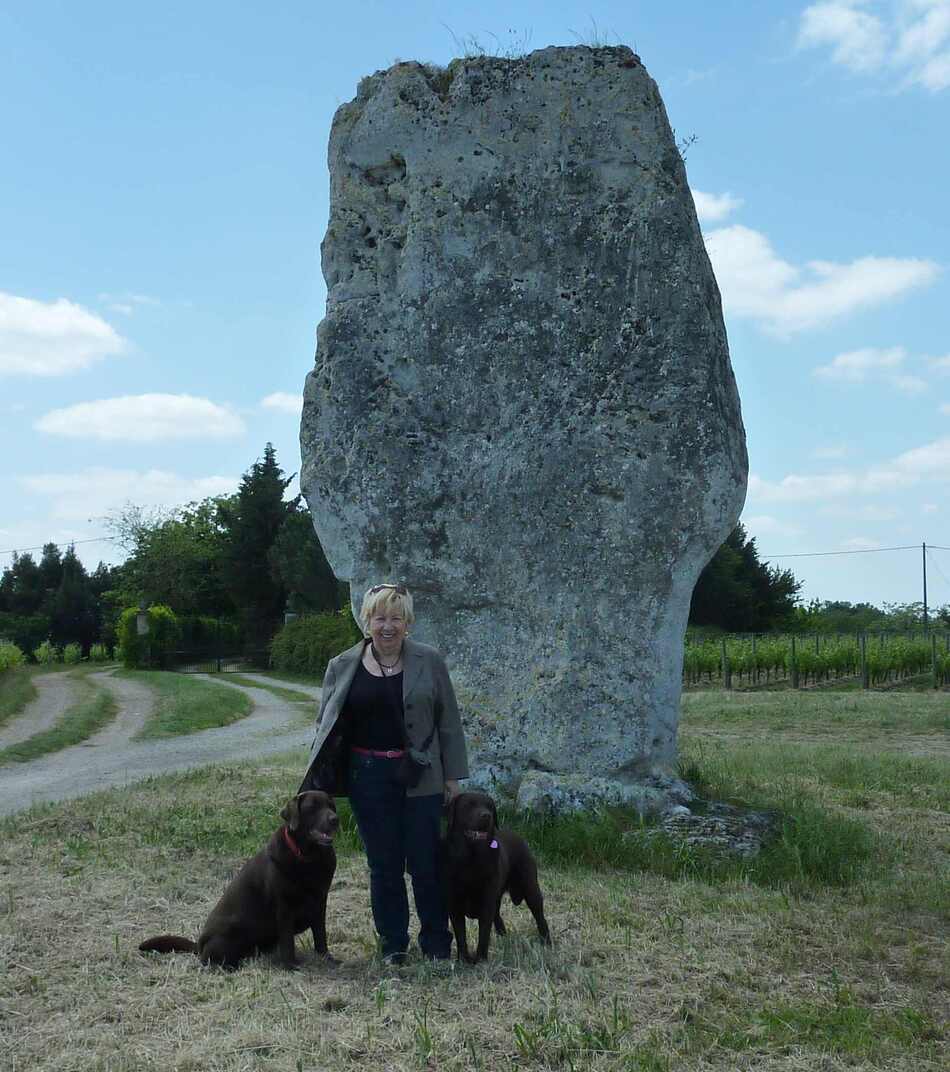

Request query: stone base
[
  {"left": 646, "top": 801, "right": 783, "bottom": 859},
  {"left": 464, "top": 766, "right": 694, "bottom": 817}
]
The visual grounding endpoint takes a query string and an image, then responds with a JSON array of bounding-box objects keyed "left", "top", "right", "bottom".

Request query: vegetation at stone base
[
  {"left": 684, "top": 631, "right": 950, "bottom": 687},
  {"left": 269, "top": 608, "right": 363, "bottom": 678},
  {"left": 0, "top": 664, "right": 35, "bottom": 729},
  {"left": 0, "top": 671, "right": 117, "bottom": 765},
  {"left": 116, "top": 669, "right": 253, "bottom": 739},
  {"left": 5, "top": 688, "right": 945, "bottom": 1072}
]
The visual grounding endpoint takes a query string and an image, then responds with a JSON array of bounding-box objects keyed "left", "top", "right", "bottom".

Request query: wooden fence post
[
  {"left": 721, "top": 638, "right": 732, "bottom": 690},
  {"left": 790, "top": 635, "right": 799, "bottom": 689},
  {"left": 860, "top": 633, "right": 869, "bottom": 689},
  {"left": 932, "top": 634, "right": 938, "bottom": 691}
]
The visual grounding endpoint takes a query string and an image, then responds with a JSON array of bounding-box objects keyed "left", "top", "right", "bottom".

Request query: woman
[{"left": 301, "top": 583, "right": 469, "bottom": 963}]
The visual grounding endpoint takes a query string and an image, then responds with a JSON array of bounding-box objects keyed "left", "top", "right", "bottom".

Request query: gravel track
[
  {"left": 0, "top": 672, "right": 78, "bottom": 750},
  {"left": 0, "top": 672, "right": 320, "bottom": 818}
]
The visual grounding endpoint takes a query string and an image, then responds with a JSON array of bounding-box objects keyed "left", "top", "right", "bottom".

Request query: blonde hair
[{"left": 359, "top": 584, "right": 415, "bottom": 634}]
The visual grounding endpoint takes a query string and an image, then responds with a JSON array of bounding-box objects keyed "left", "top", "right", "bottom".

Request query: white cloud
[
  {"left": 742, "top": 514, "right": 804, "bottom": 538},
  {"left": 0, "top": 291, "right": 125, "bottom": 376},
  {"left": 813, "top": 345, "right": 928, "bottom": 393},
  {"left": 928, "top": 353, "right": 950, "bottom": 372},
  {"left": 940, "top": 402, "right": 950, "bottom": 414},
  {"left": 922, "top": 502, "right": 940, "bottom": 512},
  {"left": 842, "top": 536, "right": 884, "bottom": 550},
  {"left": 703, "top": 224, "right": 938, "bottom": 334},
  {"left": 748, "top": 435, "right": 950, "bottom": 504},
  {"left": 19, "top": 467, "right": 238, "bottom": 522},
  {"left": 820, "top": 503, "right": 899, "bottom": 520},
  {"left": 35, "top": 394, "right": 246, "bottom": 442},
  {"left": 798, "top": 2, "right": 889, "bottom": 72},
  {"left": 799, "top": 1, "right": 950, "bottom": 92},
  {"left": 98, "top": 292, "right": 161, "bottom": 316},
  {"left": 814, "top": 345, "right": 905, "bottom": 380},
  {"left": 691, "top": 189, "right": 743, "bottom": 223},
  {"left": 812, "top": 443, "right": 852, "bottom": 459},
  {"left": 261, "top": 391, "right": 303, "bottom": 416}
]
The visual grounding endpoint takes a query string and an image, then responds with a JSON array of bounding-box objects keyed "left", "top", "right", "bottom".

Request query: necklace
[{"left": 371, "top": 644, "right": 402, "bottom": 676}]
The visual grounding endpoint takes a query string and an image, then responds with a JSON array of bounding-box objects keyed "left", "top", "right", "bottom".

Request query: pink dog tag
[{"left": 490, "top": 839, "right": 498, "bottom": 849}]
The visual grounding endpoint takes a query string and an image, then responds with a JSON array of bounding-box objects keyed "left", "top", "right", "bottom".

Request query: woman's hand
[{"left": 443, "top": 779, "right": 460, "bottom": 805}]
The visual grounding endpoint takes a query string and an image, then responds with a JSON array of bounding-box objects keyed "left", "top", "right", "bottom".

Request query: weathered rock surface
[{"left": 301, "top": 45, "right": 747, "bottom": 811}]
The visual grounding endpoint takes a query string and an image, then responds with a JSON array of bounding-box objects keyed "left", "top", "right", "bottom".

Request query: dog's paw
[{"left": 317, "top": 952, "right": 342, "bottom": 967}]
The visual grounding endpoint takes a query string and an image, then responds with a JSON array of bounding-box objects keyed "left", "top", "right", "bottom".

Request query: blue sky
[{"left": 2, "top": 1, "right": 949, "bottom": 608}]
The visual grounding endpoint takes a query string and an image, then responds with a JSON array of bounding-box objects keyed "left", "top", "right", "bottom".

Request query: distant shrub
[
  {"left": 178, "top": 615, "right": 242, "bottom": 651},
  {"left": 88, "top": 643, "right": 110, "bottom": 663},
  {"left": 0, "top": 641, "right": 25, "bottom": 673},
  {"left": 270, "top": 609, "right": 361, "bottom": 677},
  {"left": 117, "top": 605, "right": 181, "bottom": 668},
  {"left": 33, "top": 640, "right": 60, "bottom": 665},
  {"left": 63, "top": 642, "right": 83, "bottom": 665}
]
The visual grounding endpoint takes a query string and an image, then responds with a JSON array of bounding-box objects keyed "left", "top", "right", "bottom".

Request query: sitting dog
[
  {"left": 444, "top": 790, "right": 551, "bottom": 963},
  {"left": 139, "top": 791, "right": 339, "bottom": 970}
]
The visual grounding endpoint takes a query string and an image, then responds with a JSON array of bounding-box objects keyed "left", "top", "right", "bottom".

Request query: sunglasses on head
[{"left": 369, "top": 583, "right": 407, "bottom": 595}]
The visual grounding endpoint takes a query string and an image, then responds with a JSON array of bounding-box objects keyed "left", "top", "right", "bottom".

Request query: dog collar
[
  {"left": 464, "top": 831, "right": 498, "bottom": 848},
  {"left": 282, "top": 826, "right": 304, "bottom": 860}
]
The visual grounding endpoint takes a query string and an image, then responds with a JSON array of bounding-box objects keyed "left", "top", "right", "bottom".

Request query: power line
[
  {"left": 0, "top": 536, "right": 118, "bottom": 556},
  {"left": 763, "top": 544, "right": 921, "bottom": 558}
]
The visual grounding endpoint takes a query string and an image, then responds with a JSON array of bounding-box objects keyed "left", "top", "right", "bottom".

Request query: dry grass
[{"left": 1, "top": 692, "right": 947, "bottom": 1071}]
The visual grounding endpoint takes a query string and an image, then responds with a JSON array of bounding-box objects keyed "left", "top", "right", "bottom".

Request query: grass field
[
  {"left": 0, "top": 668, "right": 118, "bottom": 765},
  {"left": 0, "top": 689, "right": 946, "bottom": 1071},
  {"left": 117, "top": 669, "right": 254, "bottom": 738}
]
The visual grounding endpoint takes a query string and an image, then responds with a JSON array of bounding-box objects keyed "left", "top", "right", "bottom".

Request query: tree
[
  {"left": 48, "top": 545, "right": 97, "bottom": 652},
  {"left": 217, "top": 443, "right": 298, "bottom": 643},
  {"left": 268, "top": 506, "right": 344, "bottom": 615},
  {"left": 105, "top": 500, "right": 234, "bottom": 617},
  {"left": 689, "top": 523, "right": 801, "bottom": 632}
]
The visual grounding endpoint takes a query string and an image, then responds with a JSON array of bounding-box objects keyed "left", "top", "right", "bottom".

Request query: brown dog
[
  {"left": 444, "top": 790, "right": 551, "bottom": 963},
  {"left": 139, "top": 791, "right": 339, "bottom": 969}
]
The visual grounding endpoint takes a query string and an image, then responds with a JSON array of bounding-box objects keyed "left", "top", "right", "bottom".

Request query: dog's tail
[{"left": 139, "top": 935, "right": 198, "bottom": 955}]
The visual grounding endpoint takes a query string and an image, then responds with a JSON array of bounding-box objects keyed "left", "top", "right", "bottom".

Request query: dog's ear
[
  {"left": 326, "top": 794, "right": 336, "bottom": 812},
  {"left": 280, "top": 795, "right": 303, "bottom": 830},
  {"left": 489, "top": 798, "right": 498, "bottom": 831}
]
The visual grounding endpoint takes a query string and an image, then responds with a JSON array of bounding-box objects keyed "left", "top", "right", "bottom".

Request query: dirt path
[
  {"left": 0, "top": 672, "right": 78, "bottom": 750},
  {"left": 0, "top": 674, "right": 321, "bottom": 818}
]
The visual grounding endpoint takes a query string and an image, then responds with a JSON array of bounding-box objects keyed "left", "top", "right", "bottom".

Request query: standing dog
[
  {"left": 444, "top": 790, "right": 551, "bottom": 963},
  {"left": 139, "top": 791, "right": 339, "bottom": 969}
]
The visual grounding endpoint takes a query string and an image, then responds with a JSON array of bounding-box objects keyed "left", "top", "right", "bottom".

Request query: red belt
[{"left": 351, "top": 746, "right": 405, "bottom": 759}]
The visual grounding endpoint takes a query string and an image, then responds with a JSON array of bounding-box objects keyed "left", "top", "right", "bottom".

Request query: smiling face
[
  {"left": 449, "top": 791, "right": 498, "bottom": 839},
  {"left": 368, "top": 603, "right": 409, "bottom": 660}
]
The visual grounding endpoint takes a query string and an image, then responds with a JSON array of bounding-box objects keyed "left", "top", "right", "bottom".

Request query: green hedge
[
  {"left": 0, "top": 641, "right": 25, "bottom": 673},
  {"left": 270, "top": 609, "right": 361, "bottom": 677},
  {"left": 117, "top": 605, "right": 181, "bottom": 669}
]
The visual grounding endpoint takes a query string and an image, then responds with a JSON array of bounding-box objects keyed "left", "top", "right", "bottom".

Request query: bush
[
  {"left": 88, "top": 643, "right": 111, "bottom": 663},
  {"left": 116, "top": 605, "right": 182, "bottom": 669},
  {"left": 270, "top": 609, "right": 361, "bottom": 677},
  {"left": 33, "top": 640, "right": 60, "bottom": 664},
  {"left": 63, "top": 642, "right": 83, "bottom": 665},
  {"left": 0, "top": 641, "right": 25, "bottom": 673}
]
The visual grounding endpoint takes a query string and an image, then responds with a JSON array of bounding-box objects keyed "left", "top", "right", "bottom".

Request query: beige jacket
[{"left": 306, "top": 637, "right": 469, "bottom": 797}]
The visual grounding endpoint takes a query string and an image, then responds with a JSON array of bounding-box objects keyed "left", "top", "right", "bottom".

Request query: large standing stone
[{"left": 301, "top": 45, "right": 747, "bottom": 811}]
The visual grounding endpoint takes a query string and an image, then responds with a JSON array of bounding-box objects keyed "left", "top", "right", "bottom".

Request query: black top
[{"left": 342, "top": 662, "right": 405, "bottom": 750}]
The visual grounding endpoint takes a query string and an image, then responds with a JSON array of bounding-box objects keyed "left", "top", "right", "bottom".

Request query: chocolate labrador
[
  {"left": 139, "top": 791, "right": 339, "bottom": 969},
  {"left": 444, "top": 790, "right": 551, "bottom": 963}
]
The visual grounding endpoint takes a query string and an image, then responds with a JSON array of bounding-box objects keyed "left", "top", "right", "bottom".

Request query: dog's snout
[
  {"left": 476, "top": 810, "right": 492, "bottom": 831},
  {"left": 326, "top": 811, "right": 339, "bottom": 829}
]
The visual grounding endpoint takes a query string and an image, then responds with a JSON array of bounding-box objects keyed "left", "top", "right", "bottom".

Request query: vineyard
[{"left": 683, "top": 632, "right": 950, "bottom": 689}]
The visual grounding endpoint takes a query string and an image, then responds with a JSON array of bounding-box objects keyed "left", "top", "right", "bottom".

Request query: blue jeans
[{"left": 347, "top": 751, "right": 451, "bottom": 959}]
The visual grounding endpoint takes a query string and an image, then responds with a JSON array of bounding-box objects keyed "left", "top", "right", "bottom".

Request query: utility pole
[{"left": 922, "top": 542, "right": 929, "bottom": 633}]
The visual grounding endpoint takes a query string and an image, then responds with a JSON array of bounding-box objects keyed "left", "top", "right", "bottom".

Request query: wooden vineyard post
[
  {"left": 790, "top": 635, "right": 799, "bottom": 689},
  {"left": 721, "top": 637, "right": 732, "bottom": 690},
  {"left": 932, "top": 633, "right": 939, "bottom": 690},
  {"left": 860, "top": 633, "right": 869, "bottom": 689}
]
